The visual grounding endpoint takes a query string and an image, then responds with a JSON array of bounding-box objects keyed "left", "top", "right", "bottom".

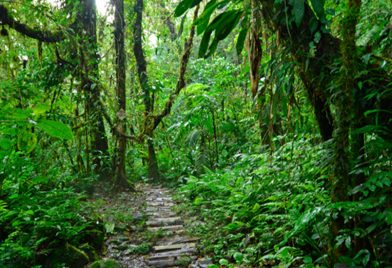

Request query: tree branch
[
  {"left": 0, "top": 4, "right": 66, "bottom": 42},
  {"left": 153, "top": 5, "right": 200, "bottom": 130}
]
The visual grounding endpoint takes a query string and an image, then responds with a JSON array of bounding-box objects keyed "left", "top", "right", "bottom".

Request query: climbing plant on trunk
[
  {"left": 113, "top": 0, "right": 131, "bottom": 189},
  {"left": 77, "top": 0, "right": 109, "bottom": 174},
  {"left": 132, "top": 0, "right": 199, "bottom": 179}
]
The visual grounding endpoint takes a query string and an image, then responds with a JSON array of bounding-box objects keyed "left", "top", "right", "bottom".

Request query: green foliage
[
  {"left": 37, "top": 119, "right": 74, "bottom": 140},
  {"left": 0, "top": 152, "right": 104, "bottom": 267},
  {"left": 125, "top": 243, "right": 152, "bottom": 255},
  {"left": 1, "top": 0, "right": 391, "bottom": 267},
  {"left": 293, "top": 0, "right": 305, "bottom": 27},
  {"left": 174, "top": 0, "right": 203, "bottom": 17},
  {"left": 90, "top": 259, "right": 123, "bottom": 268},
  {"left": 177, "top": 137, "right": 333, "bottom": 266},
  {"left": 198, "top": 10, "right": 242, "bottom": 57}
]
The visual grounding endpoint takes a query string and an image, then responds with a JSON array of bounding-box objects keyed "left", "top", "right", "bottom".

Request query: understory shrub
[
  {"left": 0, "top": 152, "right": 104, "bottom": 267},
  {"left": 177, "top": 137, "right": 333, "bottom": 267},
  {"left": 178, "top": 132, "right": 392, "bottom": 267}
]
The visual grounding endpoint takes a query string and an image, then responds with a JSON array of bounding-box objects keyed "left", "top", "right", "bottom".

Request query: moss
[{"left": 89, "top": 259, "right": 123, "bottom": 268}]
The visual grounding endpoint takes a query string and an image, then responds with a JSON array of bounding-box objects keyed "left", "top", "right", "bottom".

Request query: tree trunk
[
  {"left": 78, "top": 0, "right": 109, "bottom": 173},
  {"left": 259, "top": 1, "right": 335, "bottom": 141},
  {"left": 133, "top": 0, "right": 199, "bottom": 179},
  {"left": 153, "top": 5, "right": 200, "bottom": 130},
  {"left": 133, "top": 0, "right": 159, "bottom": 179},
  {"left": 247, "top": 0, "right": 266, "bottom": 146},
  {"left": 331, "top": 0, "right": 361, "bottom": 263},
  {"left": 113, "top": 0, "right": 131, "bottom": 189},
  {"left": 147, "top": 134, "right": 159, "bottom": 180}
]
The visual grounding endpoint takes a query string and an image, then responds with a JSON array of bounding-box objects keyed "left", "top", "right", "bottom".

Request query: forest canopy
[{"left": 0, "top": 0, "right": 391, "bottom": 267}]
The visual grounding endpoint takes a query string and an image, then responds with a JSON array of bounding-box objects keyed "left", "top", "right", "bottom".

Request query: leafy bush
[
  {"left": 177, "top": 137, "right": 333, "bottom": 267},
  {"left": 0, "top": 151, "right": 104, "bottom": 267}
]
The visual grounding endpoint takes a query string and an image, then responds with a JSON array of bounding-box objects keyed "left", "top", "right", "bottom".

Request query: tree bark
[
  {"left": 259, "top": 1, "right": 335, "bottom": 141},
  {"left": 133, "top": 0, "right": 159, "bottom": 179},
  {"left": 133, "top": 0, "right": 199, "bottom": 179},
  {"left": 0, "top": 4, "right": 67, "bottom": 42},
  {"left": 78, "top": 0, "right": 109, "bottom": 173},
  {"left": 113, "top": 0, "right": 131, "bottom": 189},
  {"left": 248, "top": 0, "right": 262, "bottom": 99},
  {"left": 153, "top": 5, "right": 200, "bottom": 130},
  {"left": 331, "top": 0, "right": 361, "bottom": 263}
]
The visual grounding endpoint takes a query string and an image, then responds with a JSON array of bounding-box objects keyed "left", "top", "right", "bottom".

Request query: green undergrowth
[
  {"left": 177, "top": 133, "right": 392, "bottom": 267},
  {"left": 177, "top": 137, "right": 333, "bottom": 267},
  {"left": 0, "top": 152, "right": 104, "bottom": 267}
]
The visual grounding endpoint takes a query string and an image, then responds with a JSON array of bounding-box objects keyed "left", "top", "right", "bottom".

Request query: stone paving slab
[{"left": 145, "top": 185, "right": 201, "bottom": 267}]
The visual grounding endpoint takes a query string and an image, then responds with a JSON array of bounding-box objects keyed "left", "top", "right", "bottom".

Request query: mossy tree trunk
[
  {"left": 78, "top": 0, "right": 109, "bottom": 174},
  {"left": 259, "top": 1, "right": 335, "bottom": 141},
  {"left": 331, "top": 0, "right": 361, "bottom": 263},
  {"left": 113, "top": 0, "right": 132, "bottom": 189},
  {"left": 133, "top": 1, "right": 199, "bottom": 179}
]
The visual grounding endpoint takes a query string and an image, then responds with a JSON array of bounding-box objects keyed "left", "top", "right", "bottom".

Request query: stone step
[
  {"left": 145, "top": 185, "right": 199, "bottom": 267},
  {"left": 149, "top": 249, "right": 197, "bottom": 260},
  {"left": 153, "top": 243, "right": 196, "bottom": 253},
  {"left": 146, "top": 197, "right": 173, "bottom": 202},
  {"left": 146, "top": 211, "right": 177, "bottom": 218},
  {"left": 147, "top": 217, "right": 183, "bottom": 227},
  {"left": 148, "top": 225, "right": 184, "bottom": 233},
  {"left": 146, "top": 207, "right": 174, "bottom": 212},
  {"left": 147, "top": 201, "right": 176, "bottom": 207},
  {"left": 148, "top": 258, "right": 177, "bottom": 268},
  {"left": 145, "top": 190, "right": 170, "bottom": 195},
  {"left": 157, "top": 237, "right": 199, "bottom": 246}
]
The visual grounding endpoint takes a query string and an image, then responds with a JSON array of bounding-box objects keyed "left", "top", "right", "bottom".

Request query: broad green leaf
[
  {"left": 205, "top": 10, "right": 241, "bottom": 34},
  {"left": 17, "top": 130, "right": 37, "bottom": 153},
  {"left": 37, "top": 119, "right": 74, "bottom": 140},
  {"left": 219, "top": 259, "right": 229, "bottom": 265},
  {"left": 195, "top": 0, "right": 218, "bottom": 35},
  {"left": 32, "top": 103, "right": 50, "bottom": 116},
  {"left": 293, "top": 0, "right": 305, "bottom": 27},
  {"left": 104, "top": 222, "right": 115, "bottom": 234},
  {"left": 224, "top": 221, "right": 244, "bottom": 232},
  {"left": 309, "top": 0, "right": 325, "bottom": 20},
  {"left": 174, "top": 0, "right": 203, "bottom": 17},
  {"left": 233, "top": 252, "right": 244, "bottom": 264},
  {"left": 199, "top": 10, "right": 242, "bottom": 57},
  {"left": 1, "top": 108, "right": 31, "bottom": 121},
  {"left": 193, "top": 197, "right": 203, "bottom": 205},
  {"left": 199, "top": 29, "right": 213, "bottom": 58},
  {"left": 236, "top": 27, "right": 248, "bottom": 55},
  {"left": 174, "top": 0, "right": 191, "bottom": 17},
  {"left": 215, "top": 12, "right": 241, "bottom": 41}
]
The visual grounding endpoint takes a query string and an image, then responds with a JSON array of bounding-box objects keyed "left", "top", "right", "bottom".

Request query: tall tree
[
  {"left": 133, "top": 0, "right": 159, "bottom": 179},
  {"left": 331, "top": 0, "right": 361, "bottom": 262},
  {"left": 113, "top": 0, "right": 130, "bottom": 189},
  {"left": 246, "top": 0, "right": 266, "bottom": 146},
  {"left": 77, "top": 0, "right": 109, "bottom": 173},
  {"left": 133, "top": 0, "right": 199, "bottom": 179}
]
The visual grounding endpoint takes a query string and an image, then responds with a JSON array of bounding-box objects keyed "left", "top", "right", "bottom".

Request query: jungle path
[
  {"left": 103, "top": 184, "right": 211, "bottom": 268},
  {"left": 144, "top": 185, "right": 201, "bottom": 267}
]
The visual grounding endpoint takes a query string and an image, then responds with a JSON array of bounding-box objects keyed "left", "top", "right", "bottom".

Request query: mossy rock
[
  {"left": 175, "top": 255, "right": 192, "bottom": 267},
  {"left": 124, "top": 243, "right": 151, "bottom": 255},
  {"left": 65, "top": 243, "right": 90, "bottom": 267},
  {"left": 82, "top": 227, "right": 105, "bottom": 249},
  {"left": 89, "top": 259, "right": 123, "bottom": 268},
  {"left": 46, "top": 243, "right": 90, "bottom": 267}
]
